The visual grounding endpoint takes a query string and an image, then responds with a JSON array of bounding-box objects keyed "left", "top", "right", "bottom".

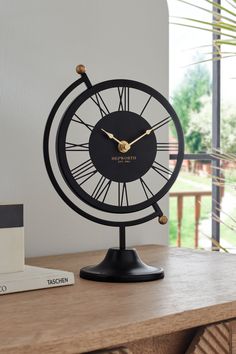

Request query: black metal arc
[
  {"left": 43, "top": 76, "right": 164, "bottom": 227},
  {"left": 56, "top": 79, "right": 184, "bottom": 214}
]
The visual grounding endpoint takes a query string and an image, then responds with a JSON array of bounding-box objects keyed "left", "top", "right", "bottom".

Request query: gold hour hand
[
  {"left": 129, "top": 129, "right": 153, "bottom": 146},
  {"left": 101, "top": 129, "right": 130, "bottom": 153},
  {"left": 101, "top": 129, "right": 122, "bottom": 144}
]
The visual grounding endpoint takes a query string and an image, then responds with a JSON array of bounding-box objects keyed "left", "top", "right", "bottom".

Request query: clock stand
[
  {"left": 80, "top": 224, "right": 166, "bottom": 282},
  {"left": 44, "top": 65, "right": 184, "bottom": 283}
]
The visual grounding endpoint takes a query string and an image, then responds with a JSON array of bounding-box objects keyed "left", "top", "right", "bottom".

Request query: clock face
[
  {"left": 89, "top": 111, "right": 157, "bottom": 183},
  {"left": 56, "top": 79, "right": 184, "bottom": 214}
]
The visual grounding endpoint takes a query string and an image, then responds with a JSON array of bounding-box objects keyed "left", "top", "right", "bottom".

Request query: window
[{"left": 168, "top": 0, "right": 236, "bottom": 251}]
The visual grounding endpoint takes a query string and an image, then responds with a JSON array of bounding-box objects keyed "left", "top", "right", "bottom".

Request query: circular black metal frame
[{"left": 56, "top": 79, "right": 184, "bottom": 214}]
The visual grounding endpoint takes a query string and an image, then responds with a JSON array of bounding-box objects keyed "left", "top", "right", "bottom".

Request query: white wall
[{"left": 0, "top": 0, "right": 169, "bottom": 256}]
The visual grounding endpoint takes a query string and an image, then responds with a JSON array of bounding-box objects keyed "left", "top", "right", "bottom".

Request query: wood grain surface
[
  {"left": 231, "top": 320, "right": 236, "bottom": 353},
  {"left": 185, "top": 322, "right": 231, "bottom": 354},
  {"left": 126, "top": 329, "right": 196, "bottom": 354},
  {"left": 88, "top": 348, "right": 132, "bottom": 354},
  {"left": 0, "top": 245, "right": 236, "bottom": 354}
]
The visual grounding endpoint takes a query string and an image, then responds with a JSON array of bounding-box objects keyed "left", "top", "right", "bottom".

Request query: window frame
[{"left": 212, "top": 0, "right": 221, "bottom": 248}]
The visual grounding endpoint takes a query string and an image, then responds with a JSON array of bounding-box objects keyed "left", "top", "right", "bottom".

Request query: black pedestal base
[{"left": 80, "top": 248, "right": 164, "bottom": 282}]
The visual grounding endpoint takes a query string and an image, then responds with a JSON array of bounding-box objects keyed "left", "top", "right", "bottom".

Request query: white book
[{"left": 0, "top": 265, "right": 75, "bottom": 295}]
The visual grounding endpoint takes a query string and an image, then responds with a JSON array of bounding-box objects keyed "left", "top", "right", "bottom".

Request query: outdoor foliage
[
  {"left": 188, "top": 97, "right": 236, "bottom": 153},
  {"left": 171, "top": 63, "right": 211, "bottom": 152}
]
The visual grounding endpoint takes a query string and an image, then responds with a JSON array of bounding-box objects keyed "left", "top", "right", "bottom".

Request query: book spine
[
  {"left": 0, "top": 204, "right": 24, "bottom": 273},
  {"left": 0, "top": 272, "right": 75, "bottom": 295}
]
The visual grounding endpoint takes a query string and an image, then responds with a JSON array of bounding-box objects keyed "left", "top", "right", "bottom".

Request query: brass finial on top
[
  {"left": 158, "top": 215, "right": 168, "bottom": 225},
  {"left": 76, "top": 64, "right": 86, "bottom": 75}
]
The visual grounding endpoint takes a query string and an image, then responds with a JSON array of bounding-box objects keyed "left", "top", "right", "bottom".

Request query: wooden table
[{"left": 1, "top": 245, "right": 236, "bottom": 354}]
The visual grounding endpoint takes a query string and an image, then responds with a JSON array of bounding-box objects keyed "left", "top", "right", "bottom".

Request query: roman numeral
[
  {"left": 65, "top": 142, "right": 89, "bottom": 152},
  {"left": 118, "top": 183, "right": 129, "bottom": 206},
  {"left": 140, "top": 178, "right": 154, "bottom": 199},
  {"left": 151, "top": 116, "right": 172, "bottom": 132},
  {"left": 71, "top": 159, "right": 97, "bottom": 185},
  {"left": 156, "top": 142, "right": 178, "bottom": 152},
  {"left": 140, "top": 95, "right": 152, "bottom": 116},
  {"left": 91, "top": 93, "right": 110, "bottom": 117},
  {"left": 91, "top": 176, "right": 112, "bottom": 202},
  {"left": 118, "top": 87, "right": 130, "bottom": 111},
  {"left": 72, "top": 114, "right": 94, "bottom": 132},
  {"left": 152, "top": 161, "right": 172, "bottom": 181}
]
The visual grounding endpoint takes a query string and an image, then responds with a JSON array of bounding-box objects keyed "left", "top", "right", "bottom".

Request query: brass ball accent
[
  {"left": 158, "top": 215, "right": 168, "bottom": 225},
  {"left": 76, "top": 64, "right": 86, "bottom": 75}
]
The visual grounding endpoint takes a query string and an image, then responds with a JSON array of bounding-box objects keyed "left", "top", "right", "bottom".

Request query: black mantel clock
[{"left": 43, "top": 65, "right": 184, "bottom": 282}]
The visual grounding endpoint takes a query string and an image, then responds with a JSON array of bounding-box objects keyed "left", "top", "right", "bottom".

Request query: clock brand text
[{"left": 112, "top": 156, "right": 136, "bottom": 164}]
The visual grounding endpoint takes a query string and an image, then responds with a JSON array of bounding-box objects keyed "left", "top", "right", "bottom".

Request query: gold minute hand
[
  {"left": 129, "top": 129, "right": 153, "bottom": 146},
  {"left": 101, "top": 129, "right": 122, "bottom": 144}
]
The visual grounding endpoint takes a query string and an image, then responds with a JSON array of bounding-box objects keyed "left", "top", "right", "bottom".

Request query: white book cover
[{"left": 0, "top": 265, "right": 75, "bottom": 295}]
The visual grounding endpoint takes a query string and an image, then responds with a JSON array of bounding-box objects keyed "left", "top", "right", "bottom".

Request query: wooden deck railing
[{"left": 170, "top": 191, "right": 212, "bottom": 248}]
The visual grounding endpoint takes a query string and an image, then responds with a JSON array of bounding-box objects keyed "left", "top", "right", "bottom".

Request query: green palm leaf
[
  {"left": 172, "top": 16, "right": 236, "bottom": 34},
  {"left": 176, "top": 0, "right": 236, "bottom": 24},
  {"left": 172, "top": 0, "right": 236, "bottom": 60}
]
